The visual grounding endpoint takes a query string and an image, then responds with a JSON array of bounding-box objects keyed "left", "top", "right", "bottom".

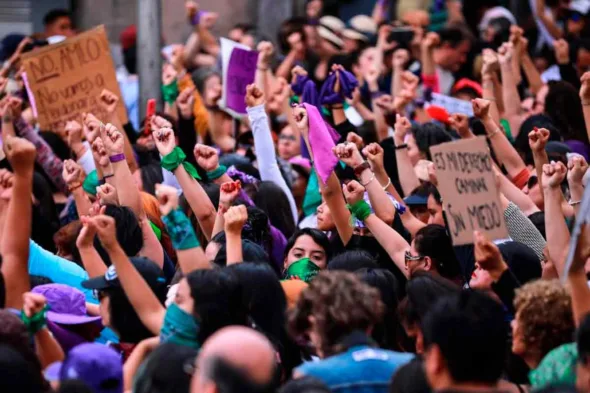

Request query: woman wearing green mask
[
  {"left": 84, "top": 186, "right": 249, "bottom": 351},
  {"left": 282, "top": 228, "right": 331, "bottom": 283}
]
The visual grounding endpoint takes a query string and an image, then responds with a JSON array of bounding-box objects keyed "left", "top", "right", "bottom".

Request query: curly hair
[
  {"left": 514, "top": 279, "right": 574, "bottom": 360},
  {"left": 288, "top": 271, "right": 384, "bottom": 358}
]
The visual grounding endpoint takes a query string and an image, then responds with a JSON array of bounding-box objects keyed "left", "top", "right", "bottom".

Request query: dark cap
[
  {"left": 404, "top": 194, "right": 429, "bottom": 206},
  {"left": 81, "top": 256, "right": 167, "bottom": 296},
  {"left": 0, "top": 33, "right": 25, "bottom": 62}
]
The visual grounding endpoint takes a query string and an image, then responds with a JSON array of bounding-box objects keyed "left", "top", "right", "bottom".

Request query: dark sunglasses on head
[
  {"left": 526, "top": 175, "right": 538, "bottom": 189},
  {"left": 404, "top": 251, "right": 424, "bottom": 267}
]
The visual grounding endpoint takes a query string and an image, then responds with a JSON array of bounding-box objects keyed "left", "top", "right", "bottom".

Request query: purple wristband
[
  {"left": 109, "top": 153, "right": 126, "bottom": 163},
  {"left": 191, "top": 10, "right": 205, "bottom": 26},
  {"left": 371, "top": 91, "right": 384, "bottom": 99}
]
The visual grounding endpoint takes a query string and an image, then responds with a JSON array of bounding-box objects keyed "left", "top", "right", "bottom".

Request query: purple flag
[
  {"left": 225, "top": 48, "right": 258, "bottom": 114},
  {"left": 302, "top": 103, "right": 339, "bottom": 184}
]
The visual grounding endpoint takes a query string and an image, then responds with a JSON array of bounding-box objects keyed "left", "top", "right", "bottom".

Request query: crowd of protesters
[{"left": 0, "top": 0, "right": 590, "bottom": 392}]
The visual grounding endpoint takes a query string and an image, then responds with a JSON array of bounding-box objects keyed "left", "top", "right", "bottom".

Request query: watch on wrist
[{"left": 353, "top": 161, "right": 371, "bottom": 178}]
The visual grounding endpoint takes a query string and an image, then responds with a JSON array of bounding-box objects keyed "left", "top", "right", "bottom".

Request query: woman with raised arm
[
  {"left": 245, "top": 84, "right": 298, "bottom": 225},
  {"left": 152, "top": 118, "right": 216, "bottom": 240},
  {"left": 82, "top": 215, "right": 247, "bottom": 349}
]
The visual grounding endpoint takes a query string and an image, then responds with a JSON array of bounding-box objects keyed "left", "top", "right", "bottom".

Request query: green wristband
[
  {"left": 347, "top": 200, "right": 372, "bottom": 223},
  {"left": 161, "top": 80, "right": 179, "bottom": 105},
  {"left": 207, "top": 165, "right": 227, "bottom": 180},
  {"left": 21, "top": 304, "right": 49, "bottom": 335},
  {"left": 161, "top": 147, "right": 201, "bottom": 180},
  {"left": 162, "top": 208, "right": 201, "bottom": 250}
]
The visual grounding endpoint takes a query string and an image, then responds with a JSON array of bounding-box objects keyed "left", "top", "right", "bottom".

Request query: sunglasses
[
  {"left": 404, "top": 251, "right": 424, "bottom": 267},
  {"left": 526, "top": 175, "right": 538, "bottom": 189}
]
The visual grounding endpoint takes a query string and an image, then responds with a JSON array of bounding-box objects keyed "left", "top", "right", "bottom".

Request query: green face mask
[
  {"left": 160, "top": 303, "right": 200, "bottom": 349},
  {"left": 283, "top": 257, "right": 321, "bottom": 283}
]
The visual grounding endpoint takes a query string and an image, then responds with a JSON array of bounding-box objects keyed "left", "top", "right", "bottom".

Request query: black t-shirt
[{"left": 390, "top": 357, "right": 431, "bottom": 393}]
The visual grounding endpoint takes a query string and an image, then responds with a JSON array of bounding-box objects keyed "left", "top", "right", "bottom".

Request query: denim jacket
[{"left": 296, "top": 333, "right": 414, "bottom": 393}]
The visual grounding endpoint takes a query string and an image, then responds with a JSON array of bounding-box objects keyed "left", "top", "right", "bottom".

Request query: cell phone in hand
[
  {"left": 144, "top": 99, "right": 156, "bottom": 136},
  {"left": 388, "top": 27, "right": 414, "bottom": 44}
]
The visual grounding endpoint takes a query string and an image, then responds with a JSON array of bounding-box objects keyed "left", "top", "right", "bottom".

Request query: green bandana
[
  {"left": 160, "top": 303, "right": 200, "bottom": 349},
  {"left": 283, "top": 257, "right": 321, "bottom": 283},
  {"left": 302, "top": 169, "right": 321, "bottom": 217},
  {"left": 83, "top": 170, "right": 99, "bottom": 196},
  {"left": 161, "top": 147, "right": 201, "bottom": 180},
  {"left": 149, "top": 220, "right": 162, "bottom": 241},
  {"left": 500, "top": 118, "right": 512, "bottom": 141},
  {"left": 347, "top": 200, "right": 372, "bottom": 223},
  {"left": 161, "top": 80, "right": 179, "bottom": 105},
  {"left": 21, "top": 304, "right": 49, "bottom": 335},
  {"left": 162, "top": 208, "right": 200, "bottom": 250},
  {"left": 207, "top": 165, "right": 227, "bottom": 181}
]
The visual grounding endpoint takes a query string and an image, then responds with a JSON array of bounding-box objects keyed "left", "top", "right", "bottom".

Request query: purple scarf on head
[
  {"left": 292, "top": 75, "right": 321, "bottom": 108},
  {"left": 301, "top": 103, "right": 339, "bottom": 183},
  {"left": 319, "top": 69, "right": 359, "bottom": 105}
]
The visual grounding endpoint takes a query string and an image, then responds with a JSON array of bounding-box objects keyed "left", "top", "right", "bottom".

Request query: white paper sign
[{"left": 427, "top": 93, "right": 474, "bottom": 117}]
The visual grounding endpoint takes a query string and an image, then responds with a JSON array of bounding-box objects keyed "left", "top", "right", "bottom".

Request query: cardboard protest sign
[
  {"left": 21, "top": 25, "right": 127, "bottom": 132},
  {"left": 220, "top": 38, "right": 258, "bottom": 117},
  {"left": 561, "top": 182, "right": 590, "bottom": 283},
  {"left": 427, "top": 93, "right": 474, "bottom": 117},
  {"left": 430, "top": 136, "right": 508, "bottom": 245}
]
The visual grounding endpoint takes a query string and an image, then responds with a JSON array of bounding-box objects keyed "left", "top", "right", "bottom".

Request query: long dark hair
[
  {"left": 185, "top": 269, "right": 249, "bottom": 345},
  {"left": 356, "top": 268, "right": 411, "bottom": 351},
  {"left": 545, "top": 80, "right": 589, "bottom": 143},
  {"left": 106, "top": 287, "right": 160, "bottom": 343},
  {"left": 253, "top": 181, "right": 296, "bottom": 238},
  {"left": 228, "top": 263, "right": 303, "bottom": 378}
]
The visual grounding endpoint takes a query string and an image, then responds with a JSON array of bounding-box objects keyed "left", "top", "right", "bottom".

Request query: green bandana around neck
[
  {"left": 283, "top": 257, "right": 321, "bottom": 283},
  {"left": 160, "top": 303, "right": 200, "bottom": 350}
]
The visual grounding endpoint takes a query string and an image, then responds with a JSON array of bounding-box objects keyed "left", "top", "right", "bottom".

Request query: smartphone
[
  {"left": 144, "top": 99, "right": 156, "bottom": 136},
  {"left": 388, "top": 27, "right": 414, "bottom": 44}
]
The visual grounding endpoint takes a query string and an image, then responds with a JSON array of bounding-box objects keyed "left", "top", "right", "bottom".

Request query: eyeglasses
[{"left": 404, "top": 251, "right": 424, "bottom": 267}]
